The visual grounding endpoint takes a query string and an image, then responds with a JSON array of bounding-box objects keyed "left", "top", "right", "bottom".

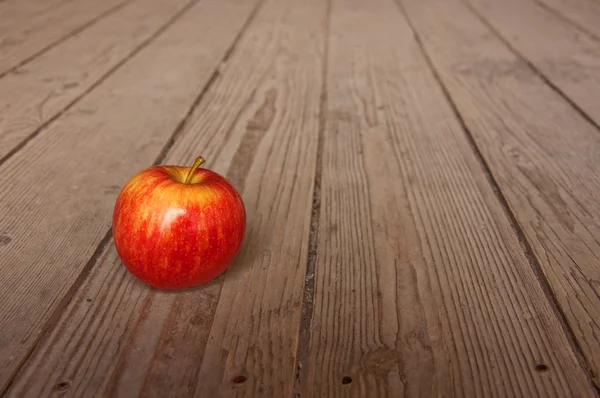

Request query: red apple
[{"left": 112, "top": 156, "right": 246, "bottom": 289}]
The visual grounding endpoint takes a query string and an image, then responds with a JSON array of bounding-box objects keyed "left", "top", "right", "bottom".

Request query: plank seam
[
  {"left": 459, "top": 0, "right": 600, "bottom": 135},
  {"left": 0, "top": 0, "right": 267, "bottom": 393},
  {"left": 0, "top": 0, "right": 202, "bottom": 169},
  {"left": 530, "top": 0, "right": 600, "bottom": 44},
  {"left": 394, "top": 0, "right": 600, "bottom": 391},
  {"left": 0, "top": 0, "right": 138, "bottom": 79},
  {"left": 293, "top": 0, "right": 331, "bottom": 396}
]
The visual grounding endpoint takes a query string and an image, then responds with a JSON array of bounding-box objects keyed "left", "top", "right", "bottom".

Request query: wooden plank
[
  {"left": 0, "top": 0, "right": 197, "bottom": 163},
  {"left": 7, "top": 0, "right": 326, "bottom": 395},
  {"left": 297, "top": 0, "right": 598, "bottom": 396},
  {"left": 0, "top": 0, "right": 67, "bottom": 24},
  {"left": 401, "top": 0, "right": 600, "bottom": 387},
  {"left": 0, "top": 0, "right": 68, "bottom": 34},
  {"left": 532, "top": 0, "right": 600, "bottom": 42},
  {"left": 0, "top": 0, "right": 131, "bottom": 77},
  {"left": 0, "top": 0, "right": 258, "bottom": 391},
  {"left": 463, "top": 0, "right": 600, "bottom": 127}
]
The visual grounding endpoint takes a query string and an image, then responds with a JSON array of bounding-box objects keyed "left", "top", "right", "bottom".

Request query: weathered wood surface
[
  {"left": 0, "top": 0, "right": 132, "bottom": 77},
  {"left": 0, "top": 0, "right": 68, "bottom": 34},
  {"left": 464, "top": 0, "right": 600, "bottom": 127},
  {"left": 401, "top": 0, "right": 600, "bottom": 387},
  {"left": 0, "top": 0, "right": 73, "bottom": 34},
  {"left": 295, "top": 0, "right": 598, "bottom": 396},
  {"left": 6, "top": 0, "right": 327, "bottom": 395},
  {"left": 0, "top": 0, "right": 258, "bottom": 391},
  {"left": 1, "top": 0, "right": 600, "bottom": 396},
  {"left": 0, "top": 0, "right": 195, "bottom": 162},
  {"left": 533, "top": 0, "right": 600, "bottom": 41}
]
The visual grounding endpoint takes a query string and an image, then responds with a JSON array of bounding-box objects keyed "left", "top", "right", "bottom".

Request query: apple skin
[{"left": 112, "top": 160, "right": 246, "bottom": 290}]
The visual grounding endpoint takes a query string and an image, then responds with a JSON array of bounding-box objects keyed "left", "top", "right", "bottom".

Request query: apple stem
[{"left": 184, "top": 156, "right": 206, "bottom": 184}]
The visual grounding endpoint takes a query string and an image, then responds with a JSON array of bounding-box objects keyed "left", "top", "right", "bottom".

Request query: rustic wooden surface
[
  {"left": 1, "top": 0, "right": 599, "bottom": 396},
  {"left": 0, "top": 0, "right": 133, "bottom": 77},
  {"left": 0, "top": 0, "right": 194, "bottom": 161},
  {"left": 531, "top": 0, "right": 600, "bottom": 42},
  {"left": 401, "top": 0, "right": 600, "bottom": 386},
  {"left": 0, "top": 0, "right": 258, "bottom": 390},
  {"left": 464, "top": 0, "right": 600, "bottom": 127}
]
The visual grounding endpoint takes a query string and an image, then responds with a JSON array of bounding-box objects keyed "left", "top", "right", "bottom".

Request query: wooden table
[{"left": 1, "top": 0, "right": 599, "bottom": 396}]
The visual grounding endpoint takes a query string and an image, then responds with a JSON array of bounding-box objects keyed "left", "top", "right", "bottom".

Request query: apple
[{"left": 112, "top": 156, "right": 246, "bottom": 289}]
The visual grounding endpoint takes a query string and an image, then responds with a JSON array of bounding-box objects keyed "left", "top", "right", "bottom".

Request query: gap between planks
[{"left": 293, "top": 0, "right": 331, "bottom": 395}]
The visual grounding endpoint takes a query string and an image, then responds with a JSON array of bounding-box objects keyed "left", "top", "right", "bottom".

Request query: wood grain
[
  {"left": 298, "top": 0, "right": 598, "bottom": 396},
  {"left": 401, "top": 0, "right": 600, "bottom": 387},
  {"left": 7, "top": 0, "right": 327, "bottom": 395},
  {"left": 0, "top": 0, "right": 258, "bottom": 392},
  {"left": 0, "top": 0, "right": 69, "bottom": 35},
  {"left": 463, "top": 0, "right": 600, "bottom": 127},
  {"left": 0, "top": 0, "right": 131, "bottom": 77},
  {"left": 0, "top": 0, "right": 195, "bottom": 162},
  {"left": 532, "top": 0, "right": 600, "bottom": 42}
]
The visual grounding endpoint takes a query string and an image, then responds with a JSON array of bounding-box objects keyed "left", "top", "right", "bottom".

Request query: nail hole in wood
[
  {"left": 342, "top": 376, "right": 352, "bottom": 385},
  {"left": 232, "top": 375, "right": 246, "bottom": 384},
  {"left": 535, "top": 364, "right": 549, "bottom": 373},
  {"left": 54, "top": 381, "right": 70, "bottom": 391}
]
